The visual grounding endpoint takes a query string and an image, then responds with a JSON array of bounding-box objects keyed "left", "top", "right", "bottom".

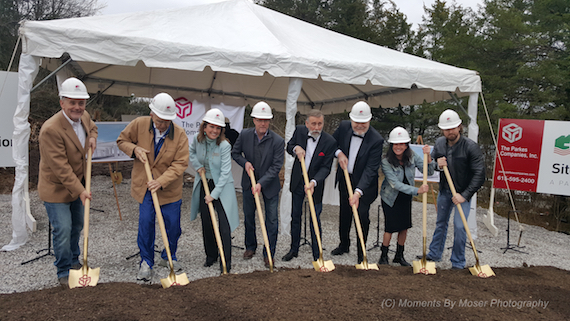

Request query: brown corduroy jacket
[
  {"left": 38, "top": 110, "right": 98, "bottom": 203},
  {"left": 117, "top": 116, "right": 188, "bottom": 205}
]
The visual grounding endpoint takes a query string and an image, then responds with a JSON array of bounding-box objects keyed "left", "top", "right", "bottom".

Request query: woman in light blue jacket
[
  {"left": 379, "top": 127, "right": 434, "bottom": 266},
  {"left": 189, "top": 109, "right": 239, "bottom": 273}
]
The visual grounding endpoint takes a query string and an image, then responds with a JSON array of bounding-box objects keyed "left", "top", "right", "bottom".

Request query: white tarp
[{"left": 9, "top": 0, "right": 482, "bottom": 249}]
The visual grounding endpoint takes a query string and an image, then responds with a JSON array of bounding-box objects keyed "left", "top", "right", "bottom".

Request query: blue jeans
[
  {"left": 138, "top": 191, "right": 182, "bottom": 268},
  {"left": 291, "top": 187, "right": 322, "bottom": 261},
  {"left": 427, "top": 189, "right": 471, "bottom": 269},
  {"left": 243, "top": 189, "right": 279, "bottom": 258},
  {"left": 44, "top": 198, "right": 84, "bottom": 279}
]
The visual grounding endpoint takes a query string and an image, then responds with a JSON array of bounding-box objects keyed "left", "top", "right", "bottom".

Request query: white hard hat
[
  {"left": 149, "top": 93, "right": 176, "bottom": 120},
  {"left": 203, "top": 108, "right": 226, "bottom": 127},
  {"left": 250, "top": 101, "right": 273, "bottom": 119},
  {"left": 349, "top": 101, "right": 372, "bottom": 122},
  {"left": 388, "top": 126, "right": 411, "bottom": 144},
  {"left": 438, "top": 109, "right": 462, "bottom": 129},
  {"left": 59, "top": 77, "right": 89, "bottom": 99}
]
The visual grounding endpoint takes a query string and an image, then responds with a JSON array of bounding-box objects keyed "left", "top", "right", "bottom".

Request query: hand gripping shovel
[
  {"left": 143, "top": 161, "right": 190, "bottom": 287},
  {"left": 299, "top": 158, "right": 335, "bottom": 272},
  {"left": 199, "top": 171, "right": 229, "bottom": 275},
  {"left": 442, "top": 166, "right": 495, "bottom": 278},
  {"left": 248, "top": 169, "right": 274, "bottom": 272},
  {"left": 343, "top": 168, "right": 378, "bottom": 270},
  {"left": 412, "top": 154, "right": 436, "bottom": 275},
  {"left": 69, "top": 148, "right": 100, "bottom": 288}
]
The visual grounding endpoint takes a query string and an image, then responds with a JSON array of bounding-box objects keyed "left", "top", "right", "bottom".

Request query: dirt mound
[{"left": 1, "top": 265, "right": 568, "bottom": 320}]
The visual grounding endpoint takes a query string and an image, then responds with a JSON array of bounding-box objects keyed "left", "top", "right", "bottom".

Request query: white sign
[{"left": 0, "top": 71, "right": 18, "bottom": 167}]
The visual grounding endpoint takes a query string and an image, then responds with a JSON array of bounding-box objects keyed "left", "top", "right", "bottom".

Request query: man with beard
[
  {"left": 423, "top": 109, "right": 485, "bottom": 270},
  {"left": 282, "top": 110, "right": 337, "bottom": 262},
  {"left": 331, "top": 101, "right": 384, "bottom": 264}
]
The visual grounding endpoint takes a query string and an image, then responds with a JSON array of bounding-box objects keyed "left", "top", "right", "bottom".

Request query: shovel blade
[
  {"left": 160, "top": 272, "right": 190, "bottom": 288},
  {"left": 355, "top": 262, "right": 379, "bottom": 270},
  {"left": 412, "top": 260, "right": 436, "bottom": 275},
  {"left": 469, "top": 264, "right": 495, "bottom": 278},
  {"left": 313, "top": 259, "right": 335, "bottom": 272},
  {"left": 68, "top": 266, "right": 100, "bottom": 289}
]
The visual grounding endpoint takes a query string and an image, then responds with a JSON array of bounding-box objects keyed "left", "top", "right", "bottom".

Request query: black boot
[
  {"left": 393, "top": 244, "right": 411, "bottom": 267},
  {"left": 378, "top": 245, "right": 389, "bottom": 265}
]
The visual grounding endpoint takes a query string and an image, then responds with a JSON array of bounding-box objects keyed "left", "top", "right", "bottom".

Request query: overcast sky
[{"left": 101, "top": 0, "right": 484, "bottom": 29}]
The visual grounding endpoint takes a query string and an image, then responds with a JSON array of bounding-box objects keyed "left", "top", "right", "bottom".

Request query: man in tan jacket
[
  {"left": 117, "top": 93, "right": 189, "bottom": 281},
  {"left": 38, "top": 77, "right": 98, "bottom": 287}
]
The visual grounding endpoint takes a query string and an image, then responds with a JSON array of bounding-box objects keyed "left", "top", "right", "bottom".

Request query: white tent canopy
[{"left": 6, "top": 0, "right": 482, "bottom": 251}]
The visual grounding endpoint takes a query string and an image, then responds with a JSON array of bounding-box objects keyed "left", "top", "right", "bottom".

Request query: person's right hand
[
  {"left": 197, "top": 167, "right": 205, "bottom": 175},
  {"left": 245, "top": 162, "right": 254, "bottom": 174},
  {"left": 295, "top": 146, "right": 306, "bottom": 159},
  {"left": 437, "top": 157, "right": 447, "bottom": 169},
  {"left": 338, "top": 152, "right": 348, "bottom": 170},
  {"left": 79, "top": 190, "right": 92, "bottom": 206},
  {"left": 135, "top": 146, "right": 150, "bottom": 163}
]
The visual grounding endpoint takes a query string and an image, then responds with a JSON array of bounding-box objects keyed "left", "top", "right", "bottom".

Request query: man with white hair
[
  {"left": 331, "top": 101, "right": 384, "bottom": 264},
  {"left": 38, "top": 77, "right": 98, "bottom": 287},
  {"left": 117, "top": 93, "right": 189, "bottom": 281}
]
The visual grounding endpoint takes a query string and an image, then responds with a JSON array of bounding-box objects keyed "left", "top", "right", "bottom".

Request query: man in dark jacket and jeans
[{"left": 425, "top": 109, "right": 485, "bottom": 270}]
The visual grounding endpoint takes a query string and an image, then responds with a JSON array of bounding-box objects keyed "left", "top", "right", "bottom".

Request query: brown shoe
[{"left": 243, "top": 249, "right": 255, "bottom": 260}]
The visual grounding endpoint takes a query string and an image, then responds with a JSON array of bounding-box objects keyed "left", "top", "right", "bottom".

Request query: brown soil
[{"left": 1, "top": 266, "right": 568, "bottom": 320}]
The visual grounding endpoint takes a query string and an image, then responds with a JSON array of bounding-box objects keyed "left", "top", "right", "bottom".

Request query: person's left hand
[
  {"left": 79, "top": 190, "right": 92, "bottom": 206},
  {"left": 304, "top": 181, "right": 315, "bottom": 196},
  {"left": 147, "top": 179, "right": 162, "bottom": 193},
  {"left": 251, "top": 183, "right": 261, "bottom": 195},
  {"left": 349, "top": 191, "right": 360, "bottom": 208},
  {"left": 452, "top": 193, "right": 466, "bottom": 205},
  {"left": 205, "top": 195, "right": 214, "bottom": 204}
]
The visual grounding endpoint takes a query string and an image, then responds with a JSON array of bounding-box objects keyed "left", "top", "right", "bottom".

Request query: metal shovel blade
[
  {"left": 161, "top": 270, "right": 190, "bottom": 288},
  {"left": 412, "top": 259, "right": 436, "bottom": 275},
  {"left": 355, "top": 259, "right": 379, "bottom": 270},
  {"left": 69, "top": 266, "right": 100, "bottom": 288},
  {"left": 313, "top": 258, "right": 335, "bottom": 272},
  {"left": 469, "top": 264, "right": 496, "bottom": 278}
]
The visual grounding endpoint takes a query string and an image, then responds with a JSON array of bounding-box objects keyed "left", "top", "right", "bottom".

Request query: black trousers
[
  {"left": 338, "top": 172, "right": 371, "bottom": 263},
  {"left": 199, "top": 179, "right": 232, "bottom": 272}
]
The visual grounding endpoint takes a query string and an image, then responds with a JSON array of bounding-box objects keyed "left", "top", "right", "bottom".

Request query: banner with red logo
[{"left": 493, "top": 119, "right": 570, "bottom": 196}]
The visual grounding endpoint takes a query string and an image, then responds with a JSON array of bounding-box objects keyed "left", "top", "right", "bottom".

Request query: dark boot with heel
[
  {"left": 393, "top": 244, "right": 411, "bottom": 266},
  {"left": 378, "top": 245, "right": 389, "bottom": 265}
]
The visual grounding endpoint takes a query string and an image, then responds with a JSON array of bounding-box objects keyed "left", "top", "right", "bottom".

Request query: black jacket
[{"left": 432, "top": 135, "right": 485, "bottom": 200}]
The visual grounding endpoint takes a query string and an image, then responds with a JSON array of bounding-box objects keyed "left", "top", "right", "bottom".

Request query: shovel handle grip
[
  {"left": 248, "top": 169, "right": 273, "bottom": 271},
  {"left": 199, "top": 170, "right": 228, "bottom": 274}
]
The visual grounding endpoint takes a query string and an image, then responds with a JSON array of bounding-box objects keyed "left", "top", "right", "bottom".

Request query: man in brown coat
[
  {"left": 38, "top": 77, "right": 98, "bottom": 287},
  {"left": 117, "top": 93, "right": 189, "bottom": 281}
]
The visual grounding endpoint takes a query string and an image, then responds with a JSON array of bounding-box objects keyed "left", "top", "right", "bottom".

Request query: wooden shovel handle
[
  {"left": 82, "top": 148, "right": 92, "bottom": 268},
  {"left": 342, "top": 168, "right": 368, "bottom": 262},
  {"left": 248, "top": 169, "right": 273, "bottom": 272},
  {"left": 422, "top": 153, "right": 428, "bottom": 263},
  {"left": 198, "top": 170, "right": 228, "bottom": 274},
  {"left": 299, "top": 158, "right": 326, "bottom": 260},
  {"left": 442, "top": 165, "right": 481, "bottom": 265},
  {"left": 143, "top": 160, "right": 177, "bottom": 274}
]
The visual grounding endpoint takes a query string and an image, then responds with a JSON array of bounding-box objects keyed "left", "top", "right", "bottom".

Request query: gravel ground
[{"left": 1, "top": 175, "right": 569, "bottom": 294}]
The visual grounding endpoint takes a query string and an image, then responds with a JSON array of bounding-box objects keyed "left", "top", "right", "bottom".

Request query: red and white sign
[{"left": 494, "top": 119, "right": 570, "bottom": 196}]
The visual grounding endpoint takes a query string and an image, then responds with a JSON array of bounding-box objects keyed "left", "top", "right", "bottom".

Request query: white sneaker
[
  {"left": 158, "top": 258, "right": 183, "bottom": 272},
  {"left": 137, "top": 261, "right": 152, "bottom": 281}
]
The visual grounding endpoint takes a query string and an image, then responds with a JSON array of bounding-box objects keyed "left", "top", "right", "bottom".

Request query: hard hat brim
[{"left": 150, "top": 106, "right": 176, "bottom": 120}]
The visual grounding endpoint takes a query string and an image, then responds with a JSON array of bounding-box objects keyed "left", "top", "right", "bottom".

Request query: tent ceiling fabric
[{"left": 21, "top": 0, "right": 481, "bottom": 112}]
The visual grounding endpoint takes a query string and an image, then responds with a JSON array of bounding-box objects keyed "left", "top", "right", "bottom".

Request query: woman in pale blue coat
[
  {"left": 379, "top": 127, "right": 434, "bottom": 266},
  {"left": 189, "top": 109, "right": 239, "bottom": 273}
]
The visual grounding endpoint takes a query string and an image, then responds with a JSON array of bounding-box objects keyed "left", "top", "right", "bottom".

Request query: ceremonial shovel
[
  {"left": 412, "top": 154, "right": 436, "bottom": 275},
  {"left": 248, "top": 169, "right": 274, "bottom": 272},
  {"left": 144, "top": 160, "right": 190, "bottom": 287},
  {"left": 299, "top": 158, "right": 335, "bottom": 272},
  {"left": 343, "top": 168, "right": 378, "bottom": 270},
  {"left": 69, "top": 148, "right": 100, "bottom": 288},
  {"left": 199, "top": 171, "right": 229, "bottom": 275},
  {"left": 442, "top": 166, "right": 495, "bottom": 278}
]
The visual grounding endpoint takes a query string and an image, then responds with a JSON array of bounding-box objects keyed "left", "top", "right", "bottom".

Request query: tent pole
[{"left": 31, "top": 59, "right": 72, "bottom": 93}]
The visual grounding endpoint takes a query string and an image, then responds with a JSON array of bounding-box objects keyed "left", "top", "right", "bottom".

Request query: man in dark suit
[
  {"left": 232, "top": 101, "right": 284, "bottom": 268},
  {"left": 282, "top": 110, "right": 337, "bottom": 262},
  {"left": 331, "top": 101, "right": 384, "bottom": 263}
]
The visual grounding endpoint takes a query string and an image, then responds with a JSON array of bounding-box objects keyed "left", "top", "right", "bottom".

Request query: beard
[{"left": 309, "top": 130, "right": 322, "bottom": 140}]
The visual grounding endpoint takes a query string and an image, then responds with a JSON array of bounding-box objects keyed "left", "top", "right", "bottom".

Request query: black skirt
[{"left": 381, "top": 177, "right": 413, "bottom": 233}]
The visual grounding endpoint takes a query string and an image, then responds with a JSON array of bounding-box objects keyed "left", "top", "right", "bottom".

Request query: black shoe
[
  {"left": 204, "top": 257, "right": 217, "bottom": 267},
  {"left": 416, "top": 255, "right": 435, "bottom": 262},
  {"left": 394, "top": 257, "right": 411, "bottom": 267},
  {"left": 451, "top": 266, "right": 464, "bottom": 270},
  {"left": 281, "top": 251, "right": 298, "bottom": 262},
  {"left": 331, "top": 246, "right": 349, "bottom": 256}
]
